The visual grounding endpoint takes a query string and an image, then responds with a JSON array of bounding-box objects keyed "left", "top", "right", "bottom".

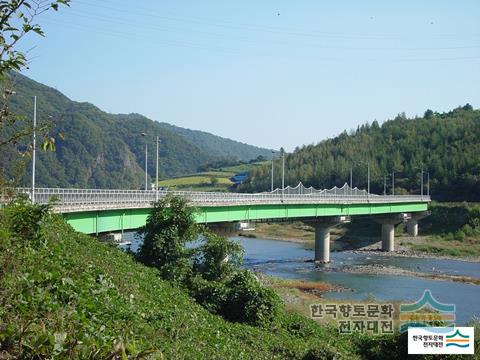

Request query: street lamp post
[
  {"left": 427, "top": 171, "right": 430, "bottom": 196},
  {"left": 392, "top": 171, "right": 395, "bottom": 196},
  {"left": 354, "top": 161, "right": 370, "bottom": 196},
  {"left": 350, "top": 167, "right": 353, "bottom": 195},
  {"left": 156, "top": 136, "right": 160, "bottom": 201},
  {"left": 141, "top": 133, "right": 148, "bottom": 191},
  {"left": 421, "top": 169, "right": 424, "bottom": 197},
  {"left": 32, "top": 96, "right": 37, "bottom": 203},
  {"left": 145, "top": 143, "right": 148, "bottom": 191},
  {"left": 271, "top": 150, "right": 275, "bottom": 192},
  {"left": 367, "top": 162, "right": 370, "bottom": 196},
  {"left": 282, "top": 151, "right": 285, "bottom": 199}
]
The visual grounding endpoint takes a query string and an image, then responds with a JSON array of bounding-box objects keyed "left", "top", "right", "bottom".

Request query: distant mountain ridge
[
  {"left": 240, "top": 105, "right": 480, "bottom": 201},
  {"left": 157, "top": 122, "right": 271, "bottom": 163},
  {"left": 0, "top": 73, "right": 274, "bottom": 189}
]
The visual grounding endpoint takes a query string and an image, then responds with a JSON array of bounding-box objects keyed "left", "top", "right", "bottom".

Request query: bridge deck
[
  {"left": 12, "top": 188, "right": 430, "bottom": 213},
  {"left": 5, "top": 188, "right": 430, "bottom": 234}
]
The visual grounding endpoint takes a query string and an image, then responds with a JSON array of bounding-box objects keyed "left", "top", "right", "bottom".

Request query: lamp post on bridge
[
  {"left": 427, "top": 171, "right": 430, "bottom": 196},
  {"left": 413, "top": 165, "right": 428, "bottom": 197},
  {"left": 281, "top": 148, "right": 285, "bottom": 201},
  {"left": 392, "top": 171, "right": 395, "bottom": 196},
  {"left": 350, "top": 167, "right": 353, "bottom": 196},
  {"left": 155, "top": 136, "right": 160, "bottom": 201},
  {"left": 355, "top": 161, "right": 370, "bottom": 196},
  {"left": 141, "top": 133, "right": 161, "bottom": 195},
  {"left": 270, "top": 150, "right": 276, "bottom": 192},
  {"left": 32, "top": 96, "right": 37, "bottom": 204},
  {"left": 141, "top": 133, "right": 148, "bottom": 191}
]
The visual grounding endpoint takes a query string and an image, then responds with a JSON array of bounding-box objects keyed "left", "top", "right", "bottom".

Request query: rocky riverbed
[{"left": 330, "top": 263, "right": 480, "bottom": 285}]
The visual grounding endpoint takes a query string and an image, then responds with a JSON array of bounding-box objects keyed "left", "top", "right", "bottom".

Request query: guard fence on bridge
[{"left": 2, "top": 183, "right": 430, "bottom": 213}]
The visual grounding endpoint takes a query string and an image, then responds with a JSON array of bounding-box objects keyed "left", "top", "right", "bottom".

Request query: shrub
[
  {"left": 462, "top": 224, "right": 474, "bottom": 237},
  {"left": 222, "top": 270, "right": 281, "bottom": 327},
  {"left": 453, "top": 230, "right": 466, "bottom": 241},
  {"left": 303, "top": 347, "right": 349, "bottom": 360},
  {"left": 3, "top": 194, "right": 52, "bottom": 246},
  {"left": 137, "top": 194, "right": 199, "bottom": 282},
  {"left": 189, "top": 275, "right": 228, "bottom": 314},
  {"left": 194, "top": 231, "right": 243, "bottom": 282}
]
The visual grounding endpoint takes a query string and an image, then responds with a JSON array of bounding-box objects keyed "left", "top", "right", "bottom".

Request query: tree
[
  {"left": 194, "top": 231, "right": 243, "bottom": 282},
  {"left": 424, "top": 109, "right": 434, "bottom": 119},
  {"left": 137, "top": 194, "right": 199, "bottom": 282}
]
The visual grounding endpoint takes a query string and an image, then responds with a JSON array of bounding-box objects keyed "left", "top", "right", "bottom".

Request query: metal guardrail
[{"left": 3, "top": 188, "right": 431, "bottom": 214}]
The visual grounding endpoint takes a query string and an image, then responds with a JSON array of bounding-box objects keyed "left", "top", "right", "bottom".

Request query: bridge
[{"left": 11, "top": 183, "right": 430, "bottom": 263}]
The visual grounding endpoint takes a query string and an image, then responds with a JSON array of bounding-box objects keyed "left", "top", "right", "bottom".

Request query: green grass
[
  {"left": 159, "top": 176, "right": 233, "bottom": 187},
  {"left": 1, "top": 214, "right": 356, "bottom": 358},
  {"left": 3, "top": 209, "right": 454, "bottom": 359},
  {"left": 156, "top": 161, "right": 269, "bottom": 192},
  {"left": 411, "top": 238, "right": 480, "bottom": 258},
  {"left": 158, "top": 174, "right": 233, "bottom": 192}
]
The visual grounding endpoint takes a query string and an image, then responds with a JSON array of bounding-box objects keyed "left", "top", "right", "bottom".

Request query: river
[{"left": 120, "top": 232, "right": 480, "bottom": 325}]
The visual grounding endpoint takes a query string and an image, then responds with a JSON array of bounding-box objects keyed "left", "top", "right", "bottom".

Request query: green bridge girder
[{"left": 63, "top": 201, "right": 429, "bottom": 235}]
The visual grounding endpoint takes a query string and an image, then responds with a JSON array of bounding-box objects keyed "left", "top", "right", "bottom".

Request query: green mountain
[
  {"left": 158, "top": 122, "right": 272, "bottom": 163},
  {"left": 241, "top": 106, "right": 480, "bottom": 201},
  {"left": 1, "top": 73, "right": 273, "bottom": 189}
]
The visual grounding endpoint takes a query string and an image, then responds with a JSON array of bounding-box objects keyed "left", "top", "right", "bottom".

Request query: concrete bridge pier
[
  {"left": 381, "top": 223, "right": 395, "bottom": 252},
  {"left": 306, "top": 216, "right": 350, "bottom": 264},
  {"left": 406, "top": 211, "right": 430, "bottom": 237},
  {"left": 374, "top": 214, "right": 410, "bottom": 252}
]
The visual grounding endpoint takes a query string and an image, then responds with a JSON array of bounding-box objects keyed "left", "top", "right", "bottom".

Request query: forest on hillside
[
  {"left": 0, "top": 73, "right": 273, "bottom": 189},
  {"left": 240, "top": 105, "right": 480, "bottom": 201}
]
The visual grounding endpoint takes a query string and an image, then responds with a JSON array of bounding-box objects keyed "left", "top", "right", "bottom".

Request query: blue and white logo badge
[{"left": 408, "top": 327, "right": 474, "bottom": 355}]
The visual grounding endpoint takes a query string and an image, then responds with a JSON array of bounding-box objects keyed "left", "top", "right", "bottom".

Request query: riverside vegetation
[{"left": 4, "top": 196, "right": 479, "bottom": 359}]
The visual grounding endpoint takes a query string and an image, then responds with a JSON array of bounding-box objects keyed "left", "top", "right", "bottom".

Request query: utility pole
[
  {"left": 392, "top": 171, "right": 395, "bottom": 196},
  {"left": 144, "top": 143, "right": 148, "bottom": 191},
  {"left": 427, "top": 171, "right": 430, "bottom": 196},
  {"left": 383, "top": 175, "right": 386, "bottom": 195},
  {"left": 367, "top": 162, "right": 370, "bottom": 196},
  {"left": 155, "top": 136, "right": 159, "bottom": 201},
  {"left": 350, "top": 167, "right": 353, "bottom": 195},
  {"left": 32, "top": 96, "right": 37, "bottom": 204},
  {"left": 421, "top": 169, "right": 424, "bottom": 197},
  {"left": 282, "top": 151, "right": 285, "bottom": 199},
  {"left": 271, "top": 157, "right": 274, "bottom": 192}
]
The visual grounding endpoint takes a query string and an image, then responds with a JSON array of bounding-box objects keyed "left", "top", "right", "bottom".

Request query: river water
[{"left": 120, "top": 233, "right": 480, "bottom": 325}]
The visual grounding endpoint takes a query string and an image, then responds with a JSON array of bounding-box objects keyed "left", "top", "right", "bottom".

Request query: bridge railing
[{"left": 3, "top": 187, "right": 431, "bottom": 213}]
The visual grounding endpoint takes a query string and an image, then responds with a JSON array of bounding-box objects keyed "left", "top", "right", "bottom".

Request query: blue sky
[{"left": 20, "top": 0, "right": 480, "bottom": 151}]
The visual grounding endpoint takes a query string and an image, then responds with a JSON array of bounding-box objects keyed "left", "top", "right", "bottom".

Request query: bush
[
  {"left": 3, "top": 195, "right": 52, "bottom": 246},
  {"left": 462, "top": 224, "right": 474, "bottom": 237},
  {"left": 303, "top": 347, "right": 348, "bottom": 360},
  {"left": 453, "top": 230, "right": 466, "bottom": 241},
  {"left": 137, "top": 194, "right": 199, "bottom": 282},
  {"left": 222, "top": 270, "right": 281, "bottom": 327},
  {"left": 194, "top": 232, "right": 243, "bottom": 282},
  {"left": 189, "top": 276, "right": 228, "bottom": 314}
]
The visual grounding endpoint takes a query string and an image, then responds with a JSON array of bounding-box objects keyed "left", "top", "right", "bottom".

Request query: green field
[{"left": 157, "top": 161, "right": 269, "bottom": 192}]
